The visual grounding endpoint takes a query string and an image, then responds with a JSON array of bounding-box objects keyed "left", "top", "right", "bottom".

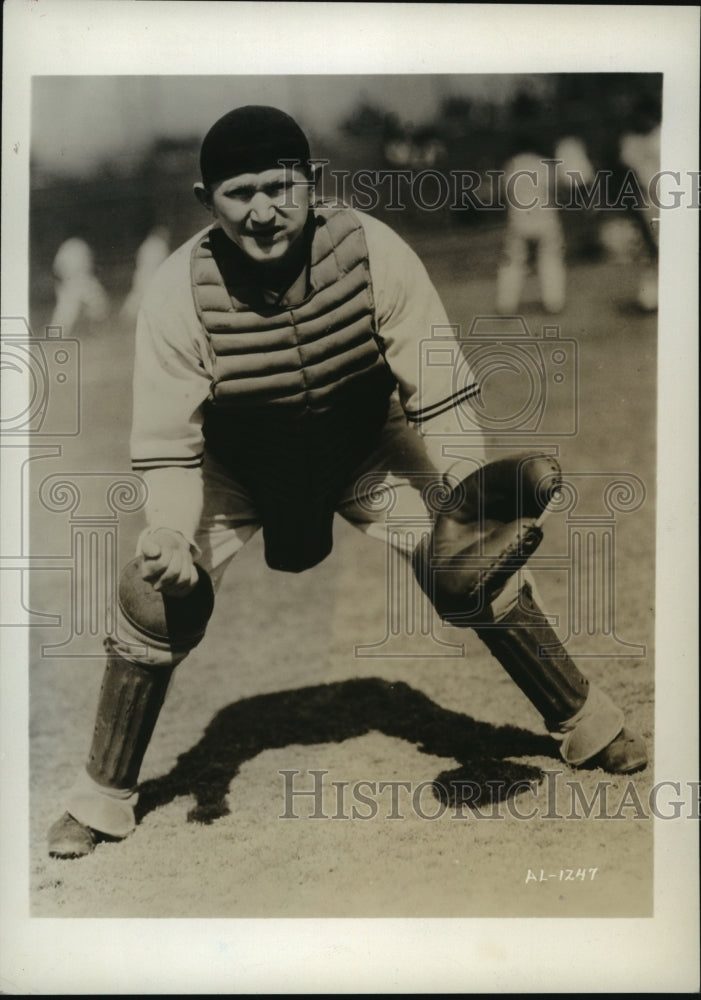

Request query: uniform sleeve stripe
[
  {"left": 404, "top": 384, "right": 480, "bottom": 424},
  {"left": 131, "top": 454, "right": 204, "bottom": 471}
]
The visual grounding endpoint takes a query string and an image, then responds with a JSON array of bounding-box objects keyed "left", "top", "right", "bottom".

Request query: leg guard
[
  {"left": 474, "top": 581, "right": 589, "bottom": 729},
  {"left": 86, "top": 646, "right": 174, "bottom": 789},
  {"left": 54, "top": 558, "right": 215, "bottom": 849},
  {"left": 64, "top": 646, "right": 174, "bottom": 838},
  {"left": 474, "top": 582, "right": 624, "bottom": 765}
]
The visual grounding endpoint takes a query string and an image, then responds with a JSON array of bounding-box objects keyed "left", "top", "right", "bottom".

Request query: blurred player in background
[
  {"left": 495, "top": 136, "right": 595, "bottom": 316},
  {"left": 496, "top": 142, "right": 565, "bottom": 316},
  {"left": 120, "top": 225, "right": 171, "bottom": 323},
  {"left": 47, "top": 105, "right": 647, "bottom": 860},
  {"left": 49, "top": 237, "right": 110, "bottom": 335},
  {"left": 619, "top": 121, "right": 660, "bottom": 311}
]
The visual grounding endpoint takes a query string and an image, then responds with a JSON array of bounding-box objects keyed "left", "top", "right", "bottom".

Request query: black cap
[{"left": 200, "top": 105, "right": 312, "bottom": 188}]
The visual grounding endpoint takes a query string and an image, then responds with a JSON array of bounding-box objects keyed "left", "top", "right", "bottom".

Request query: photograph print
[
  {"left": 1, "top": 3, "right": 698, "bottom": 995},
  {"left": 24, "top": 70, "right": 662, "bottom": 917}
]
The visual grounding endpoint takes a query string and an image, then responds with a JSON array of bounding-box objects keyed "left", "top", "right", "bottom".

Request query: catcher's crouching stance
[{"left": 48, "top": 452, "right": 646, "bottom": 859}]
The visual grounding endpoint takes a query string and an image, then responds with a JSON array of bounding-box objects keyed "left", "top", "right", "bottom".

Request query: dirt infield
[{"left": 28, "top": 231, "right": 656, "bottom": 919}]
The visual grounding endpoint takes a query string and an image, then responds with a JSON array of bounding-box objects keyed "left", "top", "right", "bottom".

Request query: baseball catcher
[{"left": 48, "top": 105, "right": 647, "bottom": 859}]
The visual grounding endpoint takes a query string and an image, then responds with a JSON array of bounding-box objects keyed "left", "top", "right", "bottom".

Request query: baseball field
[{"left": 27, "top": 219, "right": 657, "bottom": 921}]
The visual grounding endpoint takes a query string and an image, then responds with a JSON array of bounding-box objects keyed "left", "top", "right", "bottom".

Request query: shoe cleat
[
  {"left": 585, "top": 727, "right": 648, "bottom": 775},
  {"left": 47, "top": 811, "right": 97, "bottom": 859}
]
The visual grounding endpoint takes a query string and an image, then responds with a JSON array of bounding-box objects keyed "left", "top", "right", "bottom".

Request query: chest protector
[{"left": 191, "top": 207, "right": 396, "bottom": 572}]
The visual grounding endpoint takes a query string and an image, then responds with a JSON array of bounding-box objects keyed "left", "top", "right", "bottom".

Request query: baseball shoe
[
  {"left": 47, "top": 811, "right": 97, "bottom": 859},
  {"left": 586, "top": 727, "right": 648, "bottom": 774}
]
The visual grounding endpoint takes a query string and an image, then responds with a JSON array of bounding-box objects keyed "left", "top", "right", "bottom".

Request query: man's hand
[{"left": 139, "top": 528, "right": 198, "bottom": 596}]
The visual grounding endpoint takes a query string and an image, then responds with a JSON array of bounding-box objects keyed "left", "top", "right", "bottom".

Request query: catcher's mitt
[{"left": 413, "top": 453, "right": 561, "bottom": 625}]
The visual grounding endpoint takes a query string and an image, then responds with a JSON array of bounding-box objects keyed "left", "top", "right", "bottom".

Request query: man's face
[{"left": 202, "top": 167, "right": 313, "bottom": 264}]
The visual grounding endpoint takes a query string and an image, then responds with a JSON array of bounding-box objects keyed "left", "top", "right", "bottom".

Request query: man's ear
[{"left": 193, "top": 182, "right": 212, "bottom": 211}]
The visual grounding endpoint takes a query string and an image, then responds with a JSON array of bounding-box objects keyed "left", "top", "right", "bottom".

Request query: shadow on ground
[{"left": 136, "top": 677, "right": 556, "bottom": 824}]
